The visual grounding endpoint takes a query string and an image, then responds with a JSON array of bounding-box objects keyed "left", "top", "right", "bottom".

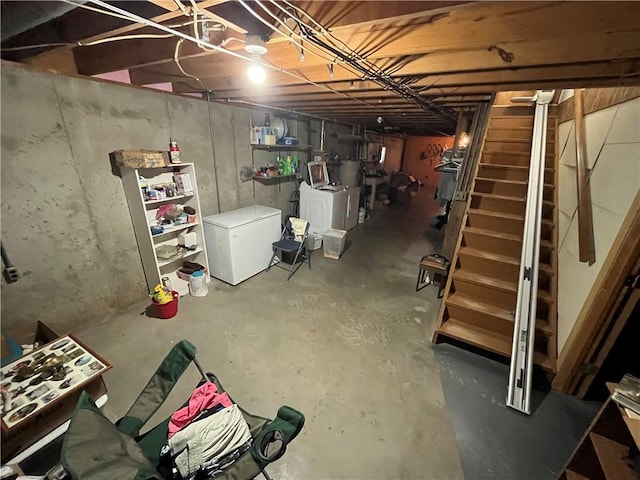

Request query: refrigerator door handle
[{"left": 347, "top": 195, "right": 351, "bottom": 218}]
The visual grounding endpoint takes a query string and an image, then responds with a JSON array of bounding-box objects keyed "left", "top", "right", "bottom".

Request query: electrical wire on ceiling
[
  {"left": 72, "top": 0, "right": 394, "bottom": 118},
  {"left": 0, "top": 33, "right": 175, "bottom": 52},
  {"left": 268, "top": 0, "right": 457, "bottom": 123},
  {"left": 233, "top": 0, "right": 408, "bottom": 121},
  {"left": 8, "top": 0, "right": 450, "bottom": 129},
  {"left": 174, "top": 38, "right": 205, "bottom": 89}
]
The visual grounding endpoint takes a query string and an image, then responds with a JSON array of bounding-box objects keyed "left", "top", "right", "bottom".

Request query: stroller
[{"left": 59, "top": 340, "right": 304, "bottom": 479}]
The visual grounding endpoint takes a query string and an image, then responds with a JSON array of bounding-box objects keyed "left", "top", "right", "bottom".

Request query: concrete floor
[
  {"left": 75, "top": 188, "right": 465, "bottom": 479},
  {"left": 60, "top": 188, "right": 597, "bottom": 479}
]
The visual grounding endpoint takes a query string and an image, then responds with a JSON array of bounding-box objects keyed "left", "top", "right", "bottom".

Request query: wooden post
[{"left": 573, "top": 88, "right": 596, "bottom": 265}]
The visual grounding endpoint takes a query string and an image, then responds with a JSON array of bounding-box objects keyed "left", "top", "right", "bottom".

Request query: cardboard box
[
  {"left": 113, "top": 149, "right": 169, "bottom": 168},
  {"left": 1, "top": 324, "right": 110, "bottom": 462}
]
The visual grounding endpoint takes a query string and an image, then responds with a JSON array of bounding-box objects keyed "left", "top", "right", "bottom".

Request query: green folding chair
[{"left": 60, "top": 340, "right": 304, "bottom": 479}]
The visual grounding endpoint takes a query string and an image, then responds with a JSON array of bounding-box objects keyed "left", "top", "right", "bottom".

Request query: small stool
[{"left": 416, "top": 254, "right": 450, "bottom": 298}]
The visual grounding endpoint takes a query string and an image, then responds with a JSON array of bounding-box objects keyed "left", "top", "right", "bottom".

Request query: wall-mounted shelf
[
  {"left": 250, "top": 144, "right": 311, "bottom": 152},
  {"left": 252, "top": 173, "right": 301, "bottom": 183},
  {"left": 250, "top": 143, "right": 310, "bottom": 198}
]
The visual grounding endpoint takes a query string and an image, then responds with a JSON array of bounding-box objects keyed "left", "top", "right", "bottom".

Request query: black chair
[{"left": 266, "top": 218, "right": 311, "bottom": 281}]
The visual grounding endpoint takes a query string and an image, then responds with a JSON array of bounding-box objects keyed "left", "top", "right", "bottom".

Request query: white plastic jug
[
  {"left": 358, "top": 207, "right": 366, "bottom": 224},
  {"left": 189, "top": 270, "right": 208, "bottom": 297}
]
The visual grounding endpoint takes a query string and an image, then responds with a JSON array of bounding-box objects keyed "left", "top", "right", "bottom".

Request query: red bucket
[{"left": 153, "top": 291, "right": 179, "bottom": 319}]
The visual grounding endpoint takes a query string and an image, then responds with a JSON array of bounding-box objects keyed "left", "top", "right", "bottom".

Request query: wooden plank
[
  {"left": 132, "top": 28, "right": 640, "bottom": 87},
  {"left": 589, "top": 433, "right": 636, "bottom": 480},
  {"left": 553, "top": 190, "right": 640, "bottom": 393},
  {"left": 565, "top": 470, "right": 590, "bottom": 480},
  {"left": 184, "top": 60, "right": 639, "bottom": 99},
  {"left": 573, "top": 89, "right": 597, "bottom": 265},
  {"left": 432, "top": 116, "right": 489, "bottom": 342},
  {"left": 575, "top": 257, "right": 640, "bottom": 398},
  {"left": 25, "top": 47, "right": 78, "bottom": 75},
  {"left": 558, "top": 86, "right": 640, "bottom": 123},
  {"left": 73, "top": 1, "right": 471, "bottom": 74},
  {"left": 127, "top": 0, "right": 640, "bottom": 81},
  {"left": 438, "top": 317, "right": 554, "bottom": 370}
]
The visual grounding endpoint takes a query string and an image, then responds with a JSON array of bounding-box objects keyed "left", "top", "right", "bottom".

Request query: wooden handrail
[{"left": 573, "top": 88, "right": 596, "bottom": 265}]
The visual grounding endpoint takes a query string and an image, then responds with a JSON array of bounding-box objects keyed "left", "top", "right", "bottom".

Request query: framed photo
[{"left": 1, "top": 335, "right": 111, "bottom": 429}]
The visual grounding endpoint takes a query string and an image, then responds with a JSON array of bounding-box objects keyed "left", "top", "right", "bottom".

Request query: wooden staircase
[{"left": 433, "top": 95, "right": 559, "bottom": 373}]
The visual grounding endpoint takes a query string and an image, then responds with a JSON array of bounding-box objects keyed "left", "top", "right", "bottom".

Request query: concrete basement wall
[
  {"left": 0, "top": 63, "right": 310, "bottom": 335},
  {"left": 556, "top": 93, "right": 640, "bottom": 353}
]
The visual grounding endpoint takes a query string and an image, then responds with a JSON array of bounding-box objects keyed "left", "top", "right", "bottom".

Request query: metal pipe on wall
[{"left": 320, "top": 120, "right": 326, "bottom": 151}]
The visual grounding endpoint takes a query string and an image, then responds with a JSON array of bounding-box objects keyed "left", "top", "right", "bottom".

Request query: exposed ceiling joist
[{"left": 3, "top": 0, "right": 640, "bottom": 135}]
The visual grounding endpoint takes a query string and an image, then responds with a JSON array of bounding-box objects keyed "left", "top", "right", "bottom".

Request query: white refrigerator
[{"left": 203, "top": 206, "right": 281, "bottom": 285}]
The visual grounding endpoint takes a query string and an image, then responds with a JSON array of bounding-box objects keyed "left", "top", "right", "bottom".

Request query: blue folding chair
[{"left": 266, "top": 218, "right": 311, "bottom": 281}]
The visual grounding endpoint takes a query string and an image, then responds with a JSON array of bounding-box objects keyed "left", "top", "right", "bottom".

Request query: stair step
[
  {"left": 472, "top": 191, "right": 555, "bottom": 206},
  {"left": 475, "top": 177, "right": 555, "bottom": 189},
  {"left": 486, "top": 137, "right": 554, "bottom": 144},
  {"left": 478, "top": 163, "right": 554, "bottom": 173},
  {"left": 488, "top": 126, "right": 556, "bottom": 132},
  {"left": 468, "top": 208, "right": 523, "bottom": 221},
  {"left": 462, "top": 226, "right": 554, "bottom": 264},
  {"left": 463, "top": 226, "right": 554, "bottom": 249},
  {"left": 459, "top": 246, "right": 554, "bottom": 274},
  {"left": 483, "top": 150, "right": 554, "bottom": 157},
  {"left": 446, "top": 292, "right": 553, "bottom": 334},
  {"left": 438, "top": 318, "right": 554, "bottom": 371},
  {"left": 468, "top": 207, "right": 555, "bottom": 226},
  {"left": 452, "top": 268, "right": 554, "bottom": 303},
  {"left": 469, "top": 192, "right": 554, "bottom": 219}
]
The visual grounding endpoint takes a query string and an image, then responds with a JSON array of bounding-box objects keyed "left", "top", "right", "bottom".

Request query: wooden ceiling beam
[
  {"left": 72, "top": 1, "right": 472, "bottom": 74},
  {"left": 232, "top": 90, "right": 491, "bottom": 104},
  {"left": 126, "top": 1, "right": 640, "bottom": 84},
  {"left": 134, "top": 26, "right": 640, "bottom": 89},
  {"left": 148, "top": 0, "right": 180, "bottom": 11},
  {"left": 173, "top": 58, "right": 638, "bottom": 97}
]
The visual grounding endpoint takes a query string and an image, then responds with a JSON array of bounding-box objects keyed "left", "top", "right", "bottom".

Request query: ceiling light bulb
[
  {"left": 248, "top": 54, "right": 265, "bottom": 84},
  {"left": 244, "top": 34, "right": 267, "bottom": 55}
]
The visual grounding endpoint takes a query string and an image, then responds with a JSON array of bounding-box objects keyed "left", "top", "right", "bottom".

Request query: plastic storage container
[
  {"left": 323, "top": 229, "right": 347, "bottom": 259},
  {"left": 307, "top": 233, "right": 323, "bottom": 251},
  {"left": 189, "top": 270, "right": 208, "bottom": 297}
]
